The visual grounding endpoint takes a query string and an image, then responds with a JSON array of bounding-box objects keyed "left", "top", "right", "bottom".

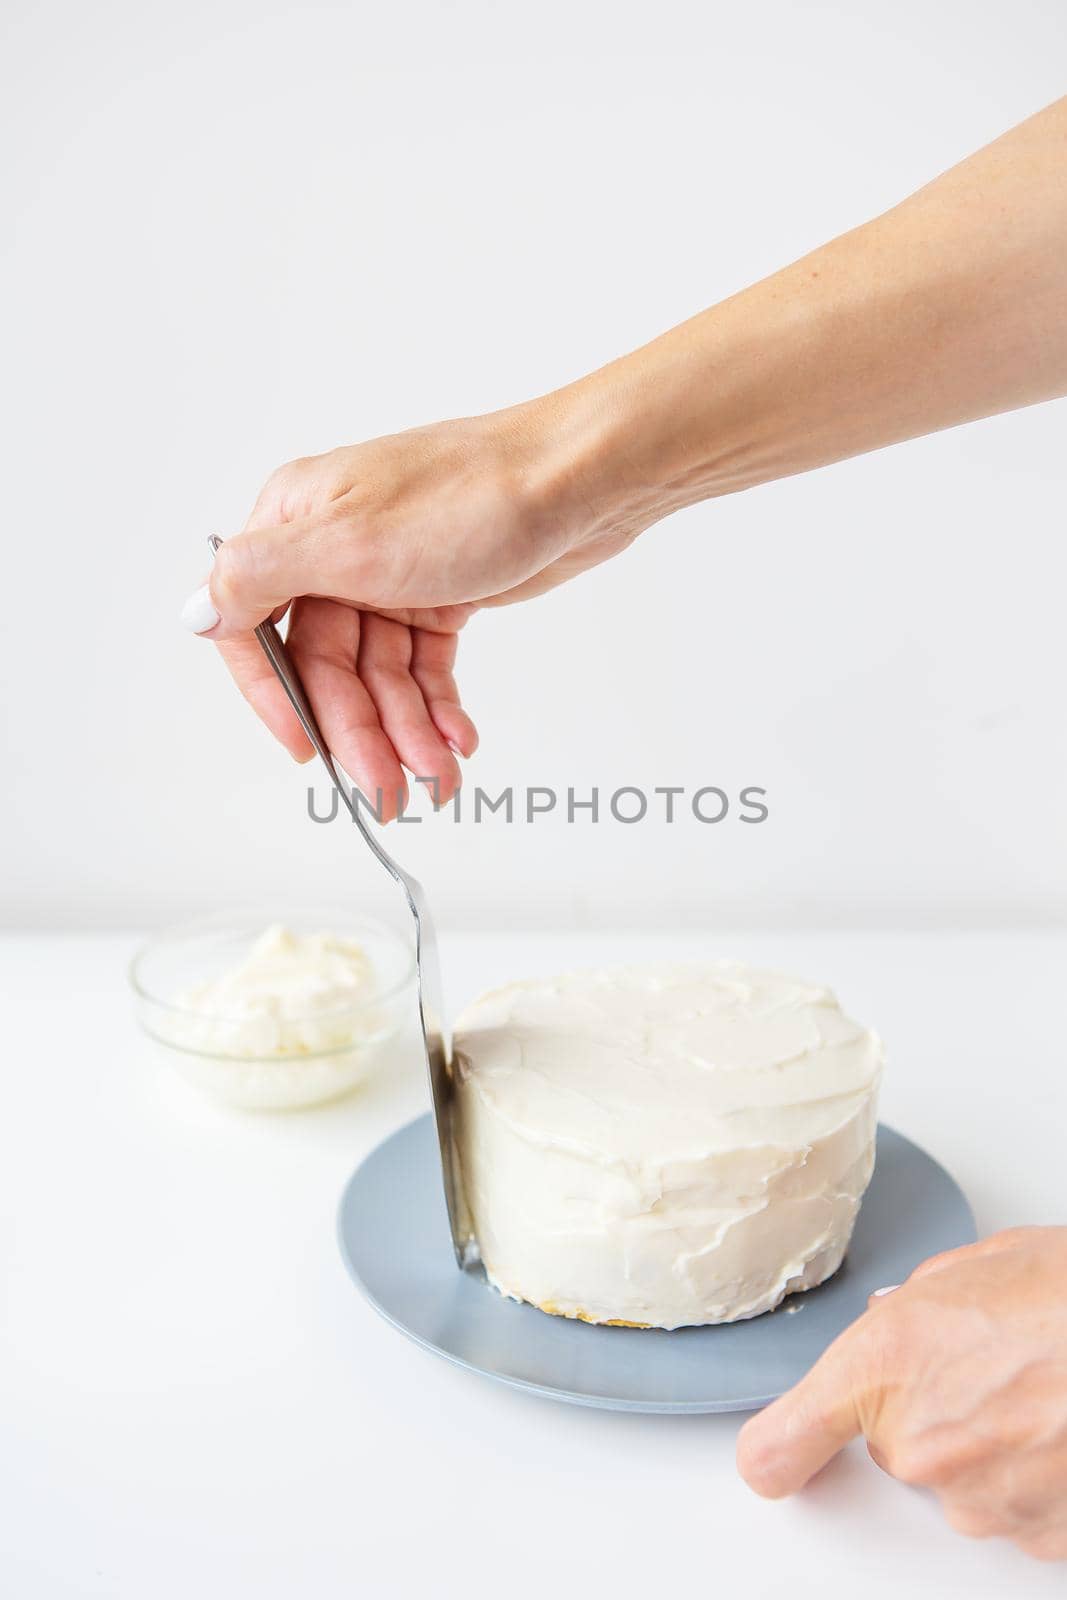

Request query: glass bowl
[{"left": 129, "top": 906, "right": 415, "bottom": 1110}]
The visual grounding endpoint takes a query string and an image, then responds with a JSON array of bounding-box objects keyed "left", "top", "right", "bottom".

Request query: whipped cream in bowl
[{"left": 130, "top": 908, "right": 414, "bottom": 1109}]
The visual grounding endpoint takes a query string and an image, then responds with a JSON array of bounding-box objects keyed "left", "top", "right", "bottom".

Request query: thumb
[
  {"left": 181, "top": 519, "right": 346, "bottom": 640},
  {"left": 736, "top": 1322, "right": 869, "bottom": 1498}
]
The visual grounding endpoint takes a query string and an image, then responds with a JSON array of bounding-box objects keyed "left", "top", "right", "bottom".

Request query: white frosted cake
[{"left": 452, "top": 963, "right": 883, "bottom": 1329}]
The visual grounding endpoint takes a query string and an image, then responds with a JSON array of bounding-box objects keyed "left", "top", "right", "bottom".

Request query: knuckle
[
  {"left": 911, "top": 1248, "right": 954, "bottom": 1275},
  {"left": 1015, "top": 1530, "right": 1067, "bottom": 1562},
  {"left": 908, "top": 1243, "right": 974, "bottom": 1282},
  {"left": 885, "top": 1438, "right": 953, "bottom": 1487},
  {"left": 988, "top": 1225, "right": 1030, "bottom": 1248},
  {"left": 412, "top": 668, "right": 455, "bottom": 700},
  {"left": 274, "top": 454, "right": 314, "bottom": 483},
  {"left": 260, "top": 457, "right": 317, "bottom": 519},
  {"left": 255, "top": 463, "right": 293, "bottom": 512},
  {"left": 359, "top": 660, "right": 411, "bottom": 692},
  {"left": 866, "top": 1300, "right": 920, "bottom": 1367},
  {"left": 943, "top": 1501, "right": 998, "bottom": 1540},
  {"left": 891, "top": 1420, "right": 998, "bottom": 1489}
]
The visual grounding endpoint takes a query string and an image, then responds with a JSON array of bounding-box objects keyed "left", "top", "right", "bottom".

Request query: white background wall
[{"left": 2, "top": 0, "right": 1065, "bottom": 932}]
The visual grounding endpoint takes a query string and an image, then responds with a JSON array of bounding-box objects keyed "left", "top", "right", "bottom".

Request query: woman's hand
[
  {"left": 185, "top": 98, "right": 1067, "bottom": 816},
  {"left": 737, "top": 1226, "right": 1067, "bottom": 1562},
  {"left": 182, "top": 401, "right": 644, "bottom": 818}
]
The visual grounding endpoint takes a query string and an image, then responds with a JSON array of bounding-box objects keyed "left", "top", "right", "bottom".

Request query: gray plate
[{"left": 337, "top": 1115, "right": 975, "bottom": 1414}]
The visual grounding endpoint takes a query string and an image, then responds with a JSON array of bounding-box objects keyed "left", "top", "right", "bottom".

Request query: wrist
[
  {"left": 511, "top": 319, "right": 776, "bottom": 551},
  {"left": 512, "top": 222, "right": 905, "bottom": 543},
  {"left": 506, "top": 370, "right": 677, "bottom": 556}
]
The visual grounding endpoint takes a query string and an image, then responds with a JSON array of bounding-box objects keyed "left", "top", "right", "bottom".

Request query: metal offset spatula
[{"left": 208, "top": 536, "right": 468, "bottom": 1267}]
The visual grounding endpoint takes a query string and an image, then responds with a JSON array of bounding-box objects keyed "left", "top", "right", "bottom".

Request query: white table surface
[{"left": 2, "top": 927, "right": 1065, "bottom": 1598}]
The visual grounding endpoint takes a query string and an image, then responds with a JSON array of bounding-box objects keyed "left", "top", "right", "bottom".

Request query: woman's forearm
[
  {"left": 197, "top": 92, "right": 1067, "bottom": 776},
  {"left": 542, "top": 96, "right": 1067, "bottom": 535}
]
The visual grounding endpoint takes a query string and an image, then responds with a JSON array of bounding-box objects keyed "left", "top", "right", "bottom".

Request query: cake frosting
[
  {"left": 452, "top": 963, "right": 883, "bottom": 1329},
  {"left": 162, "top": 924, "right": 383, "bottom": 1108}
]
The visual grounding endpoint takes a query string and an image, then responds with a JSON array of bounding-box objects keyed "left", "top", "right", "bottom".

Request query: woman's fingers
[
  {"left": 410, "top": 629, "right": 479, "bottom": 758},
  {"left": 208, "top": 594, "right": 474, "bottom": 819},
  {"left": 215, "top": 633, "right": 315, "bottom": 762},
  {"left": 736, "top": 1321, "right": 868, "bottom": 1497},
  {"left": 285, "top": 600, "right": 408, "bottom": 822},
  {"left": 357, "top": 614, "right": 462, "bottom": 803}
]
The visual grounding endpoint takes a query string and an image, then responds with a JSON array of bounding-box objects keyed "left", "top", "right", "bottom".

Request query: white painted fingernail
[
  {"left": 181, "top": 584, "right": 220, "bottom": 634},
  {"left": 871, "top": 1284, "right": 900, "bottom": 1298}
]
